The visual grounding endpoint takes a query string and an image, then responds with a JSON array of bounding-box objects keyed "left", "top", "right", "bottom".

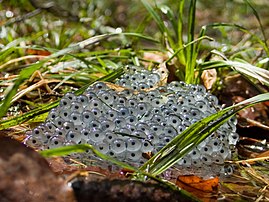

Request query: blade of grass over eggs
[
  {"left": 0, "top": 68, "right": 124, "bottom": 130},
  {"left": 40, "top": 144, "right": 200, "bottom": 202},
  {"left": 139, "top": 92, "right": 269, "bottom": 176}
]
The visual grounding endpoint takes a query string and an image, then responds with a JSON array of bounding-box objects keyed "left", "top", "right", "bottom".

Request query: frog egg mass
[{"left": 25, "top": 65, "right": 238, "bottom": 176}]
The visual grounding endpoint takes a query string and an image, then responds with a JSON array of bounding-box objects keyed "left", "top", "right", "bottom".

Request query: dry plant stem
[
  {"left": 227, "top": 156, "right": 269, "bottom": 164},
  {"left": 242, "top": 164, "right": 269, "bottom": 185},
  {"left": 245, "top": 118, "right": 269, "bottom": 130},
  {"left": 0, "top": 55, "right": 48, "bottom": 70},
  {"left": 11, "top": 70, "right": 72, "bottom": 103}
]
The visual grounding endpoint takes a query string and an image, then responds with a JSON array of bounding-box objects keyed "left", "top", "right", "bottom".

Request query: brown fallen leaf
[
  {"left": 0, "top": 136, "right": 76, "bottom": 202},
  {"left": 176, "top": 175, "right": 219, "bottom": 201}
]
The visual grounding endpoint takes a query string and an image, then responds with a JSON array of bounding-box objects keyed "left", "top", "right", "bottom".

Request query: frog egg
[
  {"left": 151, "top": 114, "right": 165, "bottom": 124},
  {"left": 170, "top": 104, "right": 181, "bottom": 113},
  {"left": 138, "top": 82, "right": 149, "bottom": 90},
  {"left": 98, "top": 90, "right": 114, "bottom": 105},
  {"left": 127, "top": 98, "right": 138, "bottom": 107},
  {"left": 219, "top": 146, "right": 230, "bottom": 159},
  {"left": 176, "top": 124, "right": 186, "bottom": 133},
  {"left": 76, "top": 95, "right": 89, "bottom": 105},
  {"left": 136, "top": 122, "right": 150, "bottom": 135},
  {"left": 88, "top": 120, "right": 101, "bottom": 129},
  {"left": 85, "top": 91, "right": 97, "bottom": 101},
  {"left": 48, "top": 135, "right": 65, "bottom": 149},
  {"left": 128, "top": 107, "right": 138, "bottom": 116},
  {"left": 44, "top": 121, "right": 57, "bottom": 133},
  {"left": 189, "top": 108, "right": 202, "bottom": 119},
  {"left": 195, "top": 100, "right": 208, "bottom": 112},
  {"left": 70, "top": 111, "right": 83, "bottom": 125},
  {"left": 110, "top": 139, "right": 127, "bottom": 154},
  {"left": 54, "top": 117, "right": 65, "bottom": 128},
  {"left": 89, "top": 98, "right": 103, "bottom": 109},
  {"left": 152, "top": 107, "right": 161, "bottom": 115},
  {"left": 140, "top": 140, "right": 154, "bottom": 153},
  {"left": 192, "top": 159, "right": 203, "bottom": 168},
  {"left": 168, "top": 81, "right": 184, "bottom": 91},
  {"left": 61, "top": 121, "right": 75, "bottom": 133},
  {"left": 117, "top": 106, "right": 130, "bottom": 117},
  {"left": 59, "top": 109, "right": 72, "bottom": 121},
  {"left": 222, "top": 165, "right": 233, "bottom": 175},
  {"left": 124, "top": 124, "right": 135, "bottom": 134},
  {"left": 147, "top": 90, "right": 161, "bottom": 100},
  {"left": 100, "top": 119, "right": 115, "bottom": 131},
  {"left": 126, "top": 150, "right": 143, "bottom": 161},
  {"left": 32, "top": 125, "right": 45, "bottom": 137},
  {"left": 118, "top": 90, "right": 132, "bottom": 100},
  {"left": 163, "top": 126, "right": 177, "bottom": 137},
  {"left": 208, "top": 139, "right": 222, "bottom": 152},
  {"left": 66, "top": 131, "right": 81, "bottom": 143},
  {"left": 161, "top": 135, "right": 173, "bottom": 145},
  {"left": 211, "top": 153, "right": 224, "bottom": 164},
  {"left": 150, "top": 97, "right": 163, "bottom": 108},
  {"left": 200, "top": 145, "right": 213, "bottom": 155},
  {"left": 95, "top": 142, "right": 109, "bottom": 154},
  {"left": 126, "top": 137, "right": 142, "bottom": 152},
  {"left": 70, "top": 101, "right": 84, "bottom": 113},
  {"left": 189, "top": 149, "right": 201, "bottom": 159},
  {"left": 179, "top": 156, "right": 192, "bottom": 167},
  {"left": 106, "top": 109, "right": 118, "bottom": 120},
  {"left": 54, "top": 127, "right": 64, "bottom": 136},
  {"left": 201, "top": 154, "right": 212, "bottom": 165},
  {"left": 105, "top": 131, "right": 118, "bottom": 143},
  {"left": 148, "top": 73, "right": 160, "bottom": 83},
  {"left": 113, "top": 117, "right": 127, "bottom": 128},
  {"left": 81, "top": 110, "right": 94, "bottom": 123},
  {"left": 206, "top": 94, "right": 219, "bottom": 105},
  {"left": 228, "top": 132, "right": 239, "bottom": 145},
  {"left": 116, "top": 78, "right": 131, "bottom": 87},
  {"left": 137, "top": 102, "right": 151, "bottom": 116},
  {"left": 136, "top": 92, "right": 148, "bottom": 102},
  {"left": 126, "top": 115, "right": 137, "bottom": 125},
  {"left": 89, "top": 128, "right": 105, "bottom": 143},
  {"left": 179, "top": 106, "right": 189, "bottom": 114},
  {"left": 167, "top": 115, "right": 182, "bottom": 128},
  {"left": 47, "top": 108, "right": 59, "bottom": 121},
  {"left": 59, "top": 97, "right": 71, "bottom": 108},
  {"left": 132, "top": 130, "right": 147, "bottom": 139},
  {"left": 80, "top": 128, "right": 90, "bottom": 140},
  {"left": 147, "top": 133, "right": 160, "bottom": 145},
  {"left": 65, "top": 92, "right": 76, "bottom": 101},
  {"left": 43, "top": 131, "right": 53, "bottom": 143},
  {"left": 25, "top": 135, "right": 43, "bottom": 148},
  {"left": 91, "top": 108, "right": 102, "bottom": 118},
  {"left": 93, "top": 82, "right": 108, "bottom": 91},
  {"left": 150, "top": 124, "right": 163, "bottom": 136}
]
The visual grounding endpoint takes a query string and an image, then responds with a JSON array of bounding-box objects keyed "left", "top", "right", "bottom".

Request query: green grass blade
[
  {"left": 141, "top": 0, "right": 166, "bottom": 34},
  {"left": 185, "top": 0, "right": 197, "bottom": 84},
  {"left": 139, "top": 92, "right": 269, "bottom": 176},
  {"left": 243, "top": 0, "right": 268, "bottom": 48},
  {"left": 40, "top": 143, "right": 200, "bottom": 201},
  {"left": 40, "top": 144, "right": 137, "bottom": 171}
]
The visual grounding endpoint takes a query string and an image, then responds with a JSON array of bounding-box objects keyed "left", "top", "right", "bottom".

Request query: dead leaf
[
  {"left": 176, "top": 175, "right": 219, "bottom": 201},
  {"left": 201, "top": 69, "right": 217, "bottom": 90}
]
